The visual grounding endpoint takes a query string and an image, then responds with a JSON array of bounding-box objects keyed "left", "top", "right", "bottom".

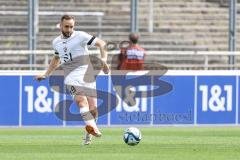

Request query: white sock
[{"left": 80, "top": 107, "right": 98, "bottom": 129}]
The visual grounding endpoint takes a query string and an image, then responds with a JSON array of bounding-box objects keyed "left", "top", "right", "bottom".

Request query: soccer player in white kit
[{"left": 35, "top": 15, "right": 109, "bottom": 145}]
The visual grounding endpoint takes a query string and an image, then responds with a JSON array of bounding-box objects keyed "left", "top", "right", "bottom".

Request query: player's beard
[{"left": 62, "top": 31, "right": 72, "bottom": 38}]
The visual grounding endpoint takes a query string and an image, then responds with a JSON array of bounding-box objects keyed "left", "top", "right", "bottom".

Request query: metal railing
[
  {"left": 0, "top": 50, "right": 239, "bottom": 70},
  {"left": 0, "top": 10, "right": 104, "bottom": 69}
]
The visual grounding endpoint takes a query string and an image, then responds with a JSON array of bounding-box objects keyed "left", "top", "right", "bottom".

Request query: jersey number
[{"left": 63, "top": 53, "right": 73, "bottom": 62}]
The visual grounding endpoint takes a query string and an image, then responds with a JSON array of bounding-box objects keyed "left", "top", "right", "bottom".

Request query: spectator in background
[{"left": 118, "top": 33, "right": 146, "bottom": 70}]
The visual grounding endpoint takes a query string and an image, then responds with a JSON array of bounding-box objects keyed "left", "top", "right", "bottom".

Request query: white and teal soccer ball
[{"left": 123, "top": 127, "right": 142, "bottom": 146}]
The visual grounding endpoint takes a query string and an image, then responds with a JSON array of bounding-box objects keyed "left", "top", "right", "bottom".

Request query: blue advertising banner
[
  {"left": 0, "top": 71, "right": 239, "bottom": 126},
  {"left": 110, "top": 75, "right": 152, "bottom": 125},
  {"left": 197, "top": 76, "right": 236, "bottom": 124},
  {"left": 238, "top": 76, "right": 240, "bottom": 124},
  {"left": 21, "top": 76, "right": 63, "bottom": 126},
  {"left": 0, "top": 76, "right": 19, "bottom": 126},
  {"left": 153, "top": 76, "right": 194, "bottom": 125}
]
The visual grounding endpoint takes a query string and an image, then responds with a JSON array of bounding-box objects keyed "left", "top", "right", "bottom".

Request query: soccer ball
[{"left": 123, "top": 127, "right": 142, "bottom": 146}]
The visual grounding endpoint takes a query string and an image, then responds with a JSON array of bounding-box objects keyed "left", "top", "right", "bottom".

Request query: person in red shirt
[{"left": 118, "top": 33, "right": 146, "bottom": 70}]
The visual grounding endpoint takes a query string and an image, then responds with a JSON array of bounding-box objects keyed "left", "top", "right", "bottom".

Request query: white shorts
[{"left": 65, "top": 74, "right": 97, "bottom": 98}]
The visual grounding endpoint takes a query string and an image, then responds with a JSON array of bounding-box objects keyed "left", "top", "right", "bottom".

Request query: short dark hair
[
  {"left": 129, "top": 33, "right": 139, "bottom": 44},
  {"left": 61, "top": 15, "right": 75, "bottom": 22}
]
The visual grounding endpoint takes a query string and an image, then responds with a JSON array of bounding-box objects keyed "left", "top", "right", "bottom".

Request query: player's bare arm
[
  {"left": 35, "top": 55, "right": 60, "bottom": 82},
  {"left": 95, "top": 39, "right": 110, "bottom": 74}
]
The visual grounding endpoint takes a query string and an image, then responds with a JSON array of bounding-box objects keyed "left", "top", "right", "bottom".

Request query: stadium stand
[
  {"left": 0, "top": 0, "right": 239, "bottom": 51},
  {"left": 0, "top": 0, "right": 239, "bottom": 70},
  {"left": 0, "top": 0, "right": 28, "bottom": 50}
]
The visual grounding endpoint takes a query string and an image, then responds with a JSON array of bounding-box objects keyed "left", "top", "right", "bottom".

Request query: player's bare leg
[
  {"left": 88, "top": 97, "right": 98, "bottom": 122},
  {"left": 83, "top": 97, "right": 99, "bottom": 145},
  {"left": 84, "top": 96, "right": 101, "bottom": 138},
  {"left": 74, "top": 94, "right": 101, "bottom": 145}
]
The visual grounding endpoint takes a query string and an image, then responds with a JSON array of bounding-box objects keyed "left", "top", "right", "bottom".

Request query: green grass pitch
[{"left": 0, "top": 127, "right": 240, "bottom": 160}]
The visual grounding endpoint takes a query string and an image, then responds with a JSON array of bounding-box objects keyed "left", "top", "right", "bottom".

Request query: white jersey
[{"left": 52, "top": 31, "right": 98, "bottom": 86}]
